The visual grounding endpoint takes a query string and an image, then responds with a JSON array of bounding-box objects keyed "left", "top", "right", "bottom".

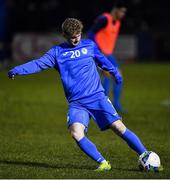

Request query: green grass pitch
[{"left": 0, "top": 63, "right": 170, "bottom": 178}]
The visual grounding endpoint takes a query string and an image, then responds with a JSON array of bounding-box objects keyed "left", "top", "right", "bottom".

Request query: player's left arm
[
  {"left": 93, "top": 42, "right": 122, "bottom": 84},
  {"left": 8, "top": 47, "right": 56, "bottom": 79}
]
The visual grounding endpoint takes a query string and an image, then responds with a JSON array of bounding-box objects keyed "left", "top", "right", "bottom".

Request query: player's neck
[{"left": 65, "top": 41, "right": 81, "bottom": 48}]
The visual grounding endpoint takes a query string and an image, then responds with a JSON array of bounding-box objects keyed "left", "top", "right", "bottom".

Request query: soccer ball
[{"left": 138, "top": 151, "right": 162, "bottom": 172}]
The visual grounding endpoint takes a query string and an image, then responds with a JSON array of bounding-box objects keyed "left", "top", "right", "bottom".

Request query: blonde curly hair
[{"left": 62, "top": 18, "right": 83, "bottom": 36}]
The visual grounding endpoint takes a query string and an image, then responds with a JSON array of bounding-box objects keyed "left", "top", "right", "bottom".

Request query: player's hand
[
  {"left": 114, "top": 70, "right": 123, "bottom": 84},
  {"left": 8, "top": 70, "right": 16, "bottom": 79}
]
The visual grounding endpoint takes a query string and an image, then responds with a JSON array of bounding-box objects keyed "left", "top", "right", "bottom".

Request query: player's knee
[
  {"left": 110, "top": 120, "right": 126, "bottom": 136},
  {"left": 70, "top": 129, "right": 84, "bottom": 141},
  {"left": 69, "top": 123, "right": 85, "bottom": 141}
]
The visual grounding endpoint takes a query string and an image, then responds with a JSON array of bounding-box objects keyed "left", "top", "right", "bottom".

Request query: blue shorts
[{"left": 67, "top": 96, "right": 121, "bottom": 131}]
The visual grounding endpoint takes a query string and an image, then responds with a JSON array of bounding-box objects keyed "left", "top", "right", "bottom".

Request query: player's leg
[
  {"left": 102, "top": 72, "right": 111, "bottom": 96},
  {"left": 86, "top": 96, "right": 146, "bottom": 155},
  {"left": 69, "top": 122, "right": 107, "bottom": 164},
  {"left": 108, "top": 55, "right": 124, "bottom": 112},
  {"left": 113, "top": 81, "right": 124, "bottom": 112},
  {"left": 68, "top": 106, "right": 110, "bottom": 170},
  {"left": 109, "top": 119, "right": 163, "bottom": 172},
  {"left": 110, "top": 120, "right": 147, "bottom": 155}
]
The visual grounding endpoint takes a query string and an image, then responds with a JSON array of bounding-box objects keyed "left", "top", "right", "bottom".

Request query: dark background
[
  {"left": 7, "top": 0, "right": 170, "bottom": 33},
  {"left": 1, "top": 0, "right": 170, "bottom": 64}
]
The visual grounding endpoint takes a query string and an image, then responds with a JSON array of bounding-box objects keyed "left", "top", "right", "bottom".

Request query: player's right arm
[{"left": 8, "top": 47, "right": 56, "bottom": 79}]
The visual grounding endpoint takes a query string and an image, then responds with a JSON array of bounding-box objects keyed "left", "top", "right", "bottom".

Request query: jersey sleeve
[
  {"left": 93, "top": 42, "right": 119, "bottom": 76},
  {"left": 11, "top": 47, "right": 57, "bottom": 75}
]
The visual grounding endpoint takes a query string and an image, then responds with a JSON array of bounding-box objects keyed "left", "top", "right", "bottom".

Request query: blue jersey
[{"left": 11, "top": 39, "right": 119, "bottom": 103}]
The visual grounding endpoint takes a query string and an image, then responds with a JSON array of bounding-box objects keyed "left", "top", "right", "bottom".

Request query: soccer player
[
  {"left": 8, "top": 18, "right": 151, "bottom": 171},
  {"left": 88, "top": 0, "right": 127, "bottom": 112}
]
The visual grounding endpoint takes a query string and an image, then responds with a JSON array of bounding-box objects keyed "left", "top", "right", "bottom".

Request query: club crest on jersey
[{"left": 81, "top": 48, "right": 88, "bottom": 54}]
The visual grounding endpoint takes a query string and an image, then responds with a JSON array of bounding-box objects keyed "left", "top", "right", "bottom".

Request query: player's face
[
  {"left": 116, "top": 7, "right": 127, "bottom": 20},
  {"left": 65, "top": 33, "right": 82, "bottom": 46}
]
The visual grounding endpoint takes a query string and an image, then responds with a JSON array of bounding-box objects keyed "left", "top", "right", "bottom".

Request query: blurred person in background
[{"left": 88, "top": 0, "right": 127, "bottom": 112}]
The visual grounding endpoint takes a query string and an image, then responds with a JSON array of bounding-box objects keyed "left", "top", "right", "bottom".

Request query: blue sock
[
  {"left": 122, "top": 129, "right": 147, "bottom": 155},
  {"left": 103, "top": 77, "right": 110, "bottom": 96},
  {"left": 77, "top": 137, "right": 105, "bottom": 163},
  {"left": 113, "top": 82, "right": 122, "bottom": 109}
]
